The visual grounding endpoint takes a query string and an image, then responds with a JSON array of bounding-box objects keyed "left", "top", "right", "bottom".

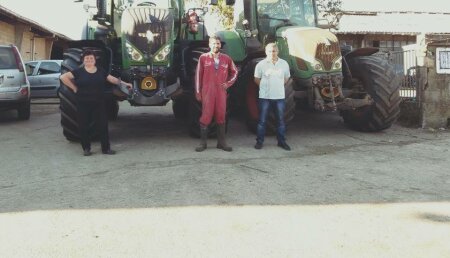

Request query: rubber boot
[
  {"left": 216, "top": 124, "right": 232, "bottom": 152},
  {"left": 195, "top": 126, "right": 208, "bottom": 152}
]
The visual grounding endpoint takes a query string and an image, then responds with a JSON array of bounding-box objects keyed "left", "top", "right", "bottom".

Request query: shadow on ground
[{"left": 0, "top": 102, "right": 449, "bottom": 213}]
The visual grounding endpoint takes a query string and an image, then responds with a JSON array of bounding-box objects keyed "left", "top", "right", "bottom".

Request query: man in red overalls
[{"left": 195, "top": 35, "right": 238, "bottom": 152}]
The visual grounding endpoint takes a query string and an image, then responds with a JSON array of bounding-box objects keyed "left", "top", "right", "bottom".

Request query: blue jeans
[{"left": 256, "top": 98, "right": 286, "bottom": 144}]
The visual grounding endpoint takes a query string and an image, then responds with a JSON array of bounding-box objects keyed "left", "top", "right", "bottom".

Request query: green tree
[
  {"left": 316, "top": 0, "right": 343, "bottom": 28},
  {"left": 210, "top": 0, "right": 234, "bottom": 30}
]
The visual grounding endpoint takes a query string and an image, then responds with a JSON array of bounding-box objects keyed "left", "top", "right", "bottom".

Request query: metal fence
[
  {"left": 372, "top": 49, "right": 421, "bottom": 125},
  {"left": 373, "top": 50, "right": 419, "bottom": 101},
  {"left": 387, "top": 50, "right": 418, "bottom": 100}
]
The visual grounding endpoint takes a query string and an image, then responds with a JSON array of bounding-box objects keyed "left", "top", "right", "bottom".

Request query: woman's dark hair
[{"left": 81, "top": 49, "right": 96, "bottom": 60}]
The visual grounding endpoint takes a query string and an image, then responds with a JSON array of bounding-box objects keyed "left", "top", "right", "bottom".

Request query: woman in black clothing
[{"left": 60, "top": 50, "right": 132, "bottom": 156}]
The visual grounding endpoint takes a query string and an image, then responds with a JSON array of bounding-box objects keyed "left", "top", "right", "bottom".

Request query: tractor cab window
[
  {"left": 257, "top": 0, "right": 316, "bottom": 27},
  {"left": 256, "top": 0, "right": 315, "bottom": 44}
]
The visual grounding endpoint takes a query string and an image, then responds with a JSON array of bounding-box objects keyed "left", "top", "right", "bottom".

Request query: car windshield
[
  {"left": 0, "top": 48, "right": 17, "bottom": 69},
  {"left": 256, "top": 0, "right": 316, "bottom": 27}
]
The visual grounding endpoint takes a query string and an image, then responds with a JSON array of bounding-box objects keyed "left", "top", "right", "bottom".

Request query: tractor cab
[{"left": 255, "top": 0, "right": 316, "bottom": 44}]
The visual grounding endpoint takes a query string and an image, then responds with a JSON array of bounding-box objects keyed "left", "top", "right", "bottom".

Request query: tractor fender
[
  {"left": 344, "top": 47, "right": 379, "bottom": 61},
  {"left": 179, "top": 40, "right": 209, "bottom": 82},
  {"left": 229, "top": 56, "right": 265, "bottom": 111},
  {"left": 239, "top": 52, "right": 266, "bottom": 79},
  {"left": 67, "top": 40, "right": 107, "bottom": 51},
  {"left": 342, "top": 47, "right": 380, "bottom": 86},
  {"left": 241, "top": 57, "right": 263, "bottom": 78}
]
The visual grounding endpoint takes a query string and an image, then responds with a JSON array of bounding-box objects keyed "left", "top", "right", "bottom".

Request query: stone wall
[{"left": 421, "top": 39, "right": 450, "bottom": 128}]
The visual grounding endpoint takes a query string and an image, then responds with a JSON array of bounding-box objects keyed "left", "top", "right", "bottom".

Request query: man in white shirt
[{"left": 254, "top": 43, "right": 291, "bottom": 151}]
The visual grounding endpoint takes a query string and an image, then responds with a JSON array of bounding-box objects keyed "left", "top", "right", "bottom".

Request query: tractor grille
[
  {"left": 315, "top": 42, "right": 340, "bottom": 71},
  {"left": 122, "top": 7, "right": 173, "bottom": 56}
]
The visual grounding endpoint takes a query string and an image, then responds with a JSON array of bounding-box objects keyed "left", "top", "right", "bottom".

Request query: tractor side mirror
[
  {"left": 317, "top": 19, "right": 336, "bottom": 29},
  {"left": 242, "top": 19, "right": 250, "bottom": 30}
]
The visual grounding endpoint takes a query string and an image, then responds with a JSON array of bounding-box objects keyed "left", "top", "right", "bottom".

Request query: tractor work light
[
  {"left": 126, "top": 42, "right": 144, "bottom": 62},
  {"left": 333, "top": 57, "right": 342, "bottom": 70},
  {"left": 154, "top": 44, "right": 171, "bottom": 62},
  {"left": 313, "top": 60, "right": 324, "bottom": 71}
]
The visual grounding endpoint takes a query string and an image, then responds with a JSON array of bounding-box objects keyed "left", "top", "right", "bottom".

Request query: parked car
[
  {"left": 25, "top": 60, "right": 62, "bottom": 98},
  {"left": 0, "top": 44, "right": 30, "bottom": 120}
]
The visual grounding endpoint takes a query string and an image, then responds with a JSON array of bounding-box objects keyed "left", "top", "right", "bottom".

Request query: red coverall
[{"left": 195, "top": 52, "right": 238, "bottom": 126}]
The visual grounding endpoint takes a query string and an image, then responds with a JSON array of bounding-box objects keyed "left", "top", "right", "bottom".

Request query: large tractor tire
[
  {"left": 186, "top": 47, "right": 223, "bottom": 137},
  {"left": 106, "top": 98, "right": 119, "bottom": 121},
  {"left": 17, "top": 100, "right": 31, "bottom": 120},
  {"left": 246, "top": 77, "right": 295, "bottom": 134},
  {"left": 341, "top": 56, "right": 401, "bottom": 132},
  {"left": 59, "top": 47, "right": 103, "bottom": 142},
  {"left": 172, "top": 96, "right": 189, "bottom": 120}
]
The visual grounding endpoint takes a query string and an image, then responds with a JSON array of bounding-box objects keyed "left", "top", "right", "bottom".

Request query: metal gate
[
  {"left": 387, "top": 49, "right": 418, "bottom": 100},
  {"left": 381, "top": 48, "right": 421, "bottom": 126}
]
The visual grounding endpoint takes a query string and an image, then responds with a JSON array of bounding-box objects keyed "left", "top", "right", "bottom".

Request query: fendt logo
[{"left": 321, "top": 51, "right": 336, "bottom": 56}]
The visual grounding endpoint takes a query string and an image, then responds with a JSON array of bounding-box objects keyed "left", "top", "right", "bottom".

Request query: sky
[
  {"left": 0, "top": 0, "right": 89, "bottom": 39},
  {"left": 1, "top": 0, "right": 450, "bottom": 39}
]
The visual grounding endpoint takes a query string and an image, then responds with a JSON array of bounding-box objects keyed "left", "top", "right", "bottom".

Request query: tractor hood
[
  {"left": 277, "top": 27, "right": 341, "bottom": 71},
  {"left": 121, "top": 7, "right": 174, "bottom": 63}
]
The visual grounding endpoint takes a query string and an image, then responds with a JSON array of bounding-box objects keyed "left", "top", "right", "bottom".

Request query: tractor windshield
[{"left": 256, "top": 0, "right": 316, "bottom": 27}]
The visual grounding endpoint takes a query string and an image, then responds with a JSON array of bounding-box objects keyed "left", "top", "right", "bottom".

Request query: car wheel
[{"left": 17, "top": 100, "right": 31, "bottom": 120}]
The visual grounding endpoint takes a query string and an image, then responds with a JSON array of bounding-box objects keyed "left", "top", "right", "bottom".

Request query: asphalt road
[{"left": 0, "top": 99, "right": 449, "bottom": 257}]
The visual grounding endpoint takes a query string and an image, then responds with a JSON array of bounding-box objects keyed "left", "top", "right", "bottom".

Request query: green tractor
[
  {"left": 59, "top": 0, "right": 400, "bottom": 141},
  {"left": 174, "top": 0, "right": 401, "bottom": 135},
  {"left": 217, "top": 0, "right": 401, "bottom": 133},
  {"left": 59, "top": 0, "right": 213, "bottom": 140}
]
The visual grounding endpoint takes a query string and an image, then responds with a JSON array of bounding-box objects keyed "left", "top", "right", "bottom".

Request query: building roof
[
  {"left": 341, "top": 0, "right": 450, "bottom": 13},
  {"left": 334, "top": 11, "right": 450, "bottom": 35},
  {"left": 0, "top": 5, "right": 71, "bottom": 40}
]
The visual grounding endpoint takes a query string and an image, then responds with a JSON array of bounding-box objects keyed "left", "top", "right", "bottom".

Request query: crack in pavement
[
  {"left": 1, "top": 136, "right": 448, "bottom": 190},
  {"left": 239, "top": 164, "right": 270, "bottom": 174}
]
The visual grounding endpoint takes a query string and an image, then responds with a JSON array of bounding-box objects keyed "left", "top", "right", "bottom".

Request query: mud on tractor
[{"left": 59, "top": 0, "right": 401, "bottom": 141}]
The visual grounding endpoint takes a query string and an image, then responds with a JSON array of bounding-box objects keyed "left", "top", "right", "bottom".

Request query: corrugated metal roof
[
  {"left": 334, "top": 12, "right": 450, "bottom": 35},
  {"left": 342, "top": 0, "right": 450, "bottom": 12},
  {"left": 0, "top": 5, "right": 71, "bottom": 40},
  {"left": 341, "top": 0, "right": 450, "bottom": 13}
]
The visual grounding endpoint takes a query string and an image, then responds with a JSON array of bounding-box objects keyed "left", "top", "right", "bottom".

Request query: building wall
[
  {"left": 0, "top": 20, "right": 52, "bottom": 61},
  {"left": 33, "top": 37, "right": 47, "bottom": 60},
  {"left": 0, "top": 21, "right": 15, "bottom": 45},
  {"left": 21, "top": 31, "right": 33, "bottom": 61},
  {"left": 336, "top": 33, "right": 416, "bottom": 52},
  {"left": 421, "top": 43, "right": 450, "bottom": 128}
]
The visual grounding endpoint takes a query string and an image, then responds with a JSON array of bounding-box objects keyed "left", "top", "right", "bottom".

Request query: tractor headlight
[
  {"left": 126, "top": 42, "right": 144, "bottom": 62},
  {"left": 332, "top": 57, "right": 342, "bottom": 70},
  {"left": 154, "top": 44, "right": 171, "bottom": 62},
  {"left": 312, "top": 60, "right": 324, "bottom": 71}
]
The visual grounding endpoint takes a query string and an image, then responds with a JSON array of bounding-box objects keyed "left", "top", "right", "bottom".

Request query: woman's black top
[{"left": 72, "top": 66, "right": 108, "bottom": 101}]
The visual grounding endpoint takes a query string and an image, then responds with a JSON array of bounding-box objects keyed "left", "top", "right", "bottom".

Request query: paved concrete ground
[{"left": 0, "top": 100, "right": 449, "bottom": 257}]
